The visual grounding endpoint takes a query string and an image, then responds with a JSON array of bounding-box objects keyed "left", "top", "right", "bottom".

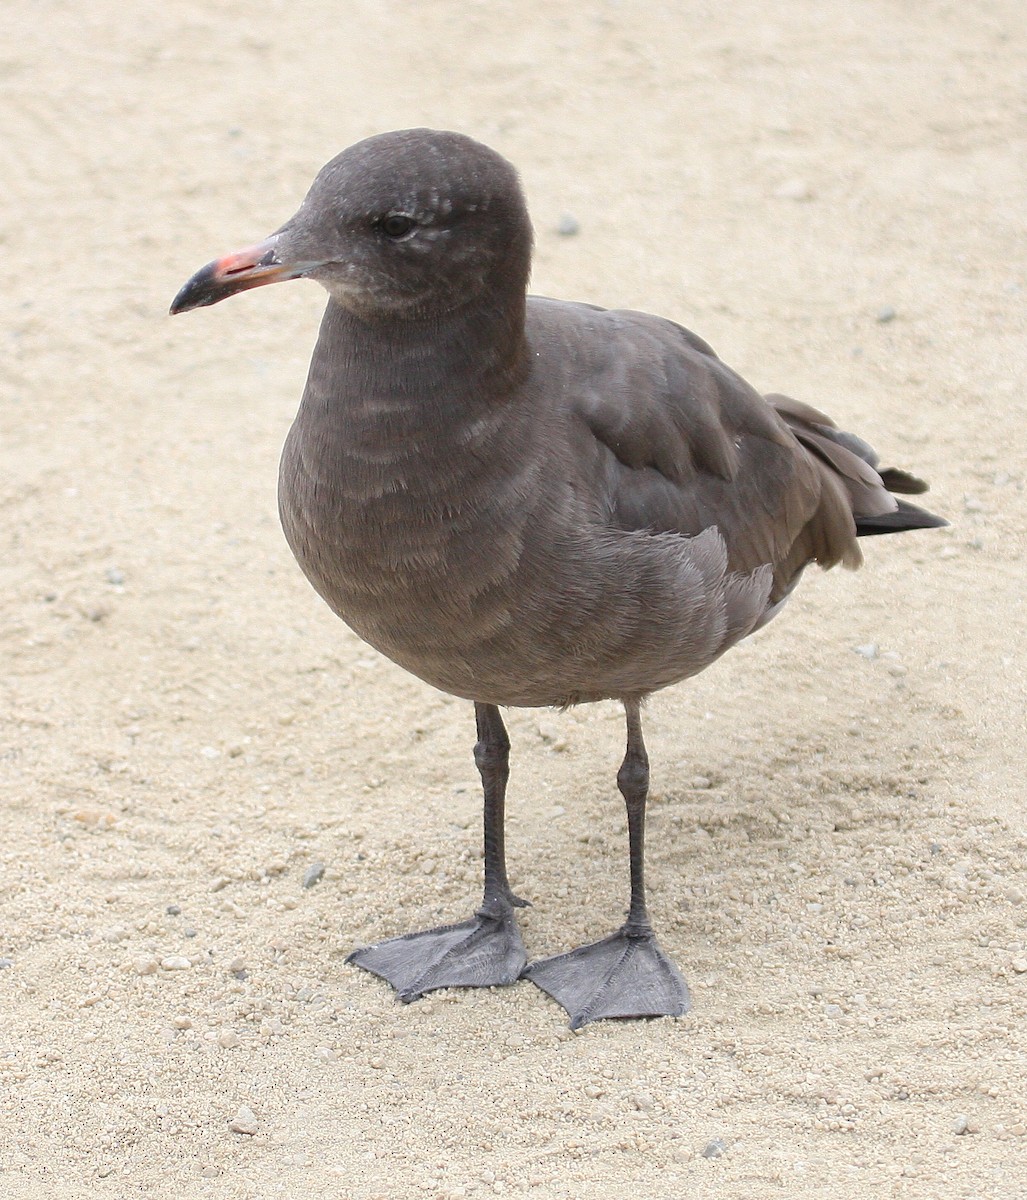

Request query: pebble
[
  {"left": 133, "top": 956, "right": 159, "bottom": 975},
  {"left": 229, "top": 1105, "right": 259, "bottom": 1135},
  {"left": 953, "top": 1115, "right": 978, "bottom": 1135},
  {"left": 876, "top": 305, "right": 897, "bottom": 323},
  {"left": 536, "top": 718, "right": 564, "bottom": 746},
  {"left": 701, "top": 1137, "right": 727, "bottom": 1158},
  {"left": 1011, "top": 957, "right": 1027, "bottom": 974},
  {"left": 854, "top": 643, "right": 879, "bottom": 660},
  {"left": 72, "top": 808, "right": 116, "bottom": 828},
  {"left": 773, "top": 178, "right": 812, "bottom": 201},
  {"left": 218, "top": 1029, "right": 241, "bottom": 1048},
  {"left": 105, "top": 567, "right": 125, "bottom": 586},
  {"left": 173, "top": 1016, "right": 192, "bottom": 1030},
  {"left": 302, "top": 861, "right": 326, "bottom": 889},
  {"left": 556, "top": 214, "right": 580, "bottom": 236},
  {"left": 166, "top": 904, "right": 182, "bottom": 916},
  {"left": 160, "top": 955, "right": 191, "bottom": 971},
  {"left": 0, "top": 958, "right": 13, "bottom": 970}
]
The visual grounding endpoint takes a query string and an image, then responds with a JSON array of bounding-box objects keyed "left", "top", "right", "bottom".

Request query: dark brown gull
[{"left": 172, "top": 128, "right": 945, "bottom": 1028}]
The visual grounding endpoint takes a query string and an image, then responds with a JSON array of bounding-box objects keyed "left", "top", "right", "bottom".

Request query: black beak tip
[{"left": 169, "top": 262, "right": 220, "bottom": 316}]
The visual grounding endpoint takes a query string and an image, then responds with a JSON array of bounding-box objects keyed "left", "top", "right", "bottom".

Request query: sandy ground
[{"left": 2, "top": 1, "right": 1026, "bottom": 1196}]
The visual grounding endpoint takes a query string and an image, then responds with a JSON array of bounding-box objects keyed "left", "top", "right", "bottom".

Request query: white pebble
[
  {"left": 773, "top": 178, "right": 812, "bottom": 201},
  {"left": 160, "top": 955, "right": 191, "bottom": 971},
  {"left": 229, "top": 1105, "right": 259, "bottom": 1135}
]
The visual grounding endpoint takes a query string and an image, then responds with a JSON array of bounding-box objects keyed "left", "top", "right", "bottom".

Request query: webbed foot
[
  {"left": 347, "top": 906, "right": 527, "bottom": 1003},
  {"left": 523, "top": 926, "right": 690, "bottom": 1029}
]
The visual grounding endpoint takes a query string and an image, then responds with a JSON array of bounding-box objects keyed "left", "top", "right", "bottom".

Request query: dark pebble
[{"left": 303, "top": 862, "right": 326, "bottom": 889}]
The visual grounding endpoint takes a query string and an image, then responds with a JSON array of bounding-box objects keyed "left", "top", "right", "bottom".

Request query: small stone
[
  {"left": 1010, "top": 957, "right": 1027, "bottom": 974},
  {"left": 105, "top": 567, "right": 125, "bottom": 586},
  {"left": 537, "top": 719, "right": 561, "bottom": 744},
  {"left": 72, "top": 808, "right": 116, "bottom": 828},
  {"left": 229, "top": 1105, "right": 259, "bottom": 1135},
  {"left": 701, "top": 1137, "right": 727, "bottom": 1158},
  {"left": 218, "top": 1028, "right": 240, "bottom": 1048},
  {"left": 160, "top": 955, "right": 191, "bottom": 971},
  {"left": 200, "top": 746, "right": 220, "bottom": 760},
  {"left": 0, "top": 958, "right": 13, "bottom": 970},
  {"left": 556, "top": 214, "right": 580, "bottom": 236},
  {"left": 953, "top": 1115, "right": 974, "bottom": 1135},
  {"left": 854, "top": 643, "right": 879, "bottom": 660},
  {"left": 166, "top": 904, "right": 182, "bottom": 916},
  {"left": 876, "top": 305, "right": 897, "bottom": 323},
  {"left": 210, "top": 876, "right": 230, "bottom": 892},
  {"left": 303, "top": 862, "right": 325, "bottom": 889},
  {"left": 690, "top": 776, "right": 712, "bottom": 790},
  {"left": 173, "top": 1016, "right": 192, "bottom": 1029},
  {"left": 773, "top": 178, "right": 812, "bottom": 201},
  {"left": 133, "top": 956, "right": 159, "bottom": 975}
]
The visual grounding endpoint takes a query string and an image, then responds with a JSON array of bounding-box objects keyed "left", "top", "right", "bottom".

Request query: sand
[{"left": 2, "top": 1, "right": 1025, "bottom": 1196}]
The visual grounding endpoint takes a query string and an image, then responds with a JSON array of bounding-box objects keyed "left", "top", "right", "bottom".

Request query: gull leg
[
  {"left": 524, "top": 698, "right": 691, "bottom": 1029},
  {"left": 347, "top": 702, "right": 528, "bottom": 1002}
]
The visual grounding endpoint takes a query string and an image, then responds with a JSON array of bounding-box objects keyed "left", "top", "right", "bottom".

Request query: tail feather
[
  {"left": 765, "top": 392, "right": 947, "bottom": 540},
  {"left": 854, "top": 498, "right": 948, "bottom": 537}
]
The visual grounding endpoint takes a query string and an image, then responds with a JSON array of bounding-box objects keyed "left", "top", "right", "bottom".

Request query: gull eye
[{"left": 380, "top": 213, "right": 415, "bottom": 239}]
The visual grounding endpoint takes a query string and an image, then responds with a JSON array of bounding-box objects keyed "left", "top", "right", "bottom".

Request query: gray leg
[
  {"left": 523, "top": 699, "right": 691, "bottom": 1029},
  {"left": 347, "top": 703, "right": 527, "bottom": 1002}
]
